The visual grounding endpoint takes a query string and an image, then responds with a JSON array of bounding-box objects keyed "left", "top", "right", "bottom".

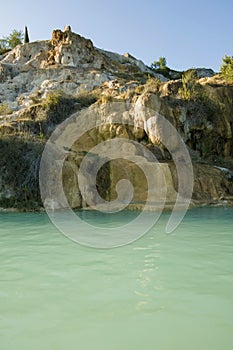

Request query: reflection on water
[{"left": 134, "top": 243, "right": 162, "bottom": 312}]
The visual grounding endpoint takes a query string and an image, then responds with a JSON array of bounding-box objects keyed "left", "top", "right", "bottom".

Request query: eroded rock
[{"left": 0, "top": 28, "right": 233, "bottom": 210}]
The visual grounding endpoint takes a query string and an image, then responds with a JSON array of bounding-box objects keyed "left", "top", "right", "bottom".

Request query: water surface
[{"left": 1, "top": 207, "right": 233, "bottom": 350}]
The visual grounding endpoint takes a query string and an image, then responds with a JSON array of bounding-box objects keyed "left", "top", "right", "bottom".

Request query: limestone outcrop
[
  {"left": 0, "top": 26, "right": 157, "bottom": 109},
  {"left": 0, "top": 27, "right": 233, "bottom": 210}
]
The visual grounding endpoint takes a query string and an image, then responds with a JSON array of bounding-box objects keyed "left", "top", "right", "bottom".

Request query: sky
[{"left": 0, "top": 0, "right": 232, "bottom": 72}]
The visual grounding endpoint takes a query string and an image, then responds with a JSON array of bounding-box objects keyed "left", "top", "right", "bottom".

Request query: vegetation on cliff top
[
  {"left": 220, "top": 55, "right": 233, "bottom": 83},
  {"left": 0, "top": 29, "right": 23, "bottom": 55},
  {"left": 151, "top": 53, "right": 233, "bottom": 84},
  {"left": 151, "top": 56, "right": 183, "bottom": 79}
]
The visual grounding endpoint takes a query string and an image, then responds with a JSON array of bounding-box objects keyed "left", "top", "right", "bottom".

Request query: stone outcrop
[
  {"left": 0, "top": 27, "right": 233, "bottom": 210},
  {"left": 0, "top": 26, "right": 161, "bottom": 113},
  {"left": 50, "top": 26, "right": 95, "bottom": 67}
]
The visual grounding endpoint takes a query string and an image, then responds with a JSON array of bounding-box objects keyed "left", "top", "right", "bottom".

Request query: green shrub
[
  {"left": 151, "top": 57, "right": 183, "bottom": 80},
  {"left": 6, "top": 29, "right": 23, "bottom": 48},
  {"left": 178, "top": 70, "right": 199, "bottom": 100},
  {"left": 0, "top": 29, "right": 23, "bottom": 54},
  {"left": 0, "top": 102, "right": 13, "bottom": 116},
  {"left": 41, "top": 90, "right": 65, "bottom": 109},
  {"left": 178, "top": 70, "right": 222, "bottom": 122},
  {"left": 151, "top": 57, "right": 167, "bottom": 70},
  {"left": 0, "top": 39, "right": 9, "bottom": 55},
  {"left": 220, "top": 55, "right": 233, "bottom": 83},
  {"left": 0, "top": 136, "right": 43, "bottom": 210},
  {"left": 144, "top": 76, "right": 161, "bottom": 93}
]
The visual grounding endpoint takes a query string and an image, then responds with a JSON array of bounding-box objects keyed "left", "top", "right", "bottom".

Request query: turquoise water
[{"left": 1, "top": 207, "right": 233, "bottom": 350}]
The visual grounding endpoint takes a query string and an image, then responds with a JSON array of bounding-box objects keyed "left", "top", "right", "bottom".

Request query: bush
[
  {"left": 0, "top": 102, "right": 13, "bottom": 116},
  {"left": 151, "top": 57, "right": 167, "bottom": 70},
  {"left": 178, "top": 70, "right": 199, "bottom": 100},
  {"left": 150, "top": 57, "right": 182, "bottom": 80},
  {"left": 178, "top": 70, "right": 222, "bottom": 121},
  {"left": 0, "top": 39, "right": 8, "bottom": 55},
  {"left": 220, "top": 55, "right": 233, "bottom": 83},
  {"left": 41, "top": 90, "right": 65, "bottom": 109},
  {"left": 41, "top": 89, "right": 97, "bottom": 110},
  {"left": 0, "top": 137, "right": 43, "bottom": 210},
  {"left": 6, "top": 30, "right": 23, "bottom": 48},
  {"left": 37, "top": 91, "right": 78, "bottom": 136},
  {"left": 144, "top": 76, "right": 161, "bottom": 93},
  {"left": 0, "top": 29, "right": 23, "bottom": 54},
  {"left": 151, "top": 56, "right": 171, "bottom": 79}
]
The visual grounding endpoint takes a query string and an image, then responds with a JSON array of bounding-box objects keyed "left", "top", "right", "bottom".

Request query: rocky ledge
[{"left": 0, "top": 26, "right": 233, "bottom": 211}]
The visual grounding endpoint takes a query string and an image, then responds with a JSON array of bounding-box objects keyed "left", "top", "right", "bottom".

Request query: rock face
[
  {"left": 0, "top": 27, "right": 233, "bottom": 210},
  {"left": 50, "top": 27, "right": 95, "bottom": 67},
  {"left": 0, "top": 27, "right": 164, "bottom": 116}
]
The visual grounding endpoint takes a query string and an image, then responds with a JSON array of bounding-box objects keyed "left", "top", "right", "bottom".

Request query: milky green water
[{"left": 0, "top": 207, "right": 233, "bottom": 350}]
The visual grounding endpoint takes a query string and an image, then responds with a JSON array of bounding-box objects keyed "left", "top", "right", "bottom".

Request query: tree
[
  {"left": 6, "top": 29, "right": 23, "bottom": 48},
  {"left": 0, "top": 29, "right": 23, "bottom": 54},
  {"left": 0, "top": 39, "right": 8, "bottom": 54},
  {"left": 24, "top": 26, "right": 29, "bottom": 44},
  {"left": 220, "top": 55, "right": 233, "bottom": 82},
  {"left": 151, "top": 56, "right": 167, "bottom": 70}
]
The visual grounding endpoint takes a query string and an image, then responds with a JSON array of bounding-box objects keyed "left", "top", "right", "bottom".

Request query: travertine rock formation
[{"left": 0, "top": 27, "right": 232, "bottom": 210}]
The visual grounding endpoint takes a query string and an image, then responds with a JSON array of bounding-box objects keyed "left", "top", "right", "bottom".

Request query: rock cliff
[{"left": 0, "top": 27, "right": 233, "bottom": 210}]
